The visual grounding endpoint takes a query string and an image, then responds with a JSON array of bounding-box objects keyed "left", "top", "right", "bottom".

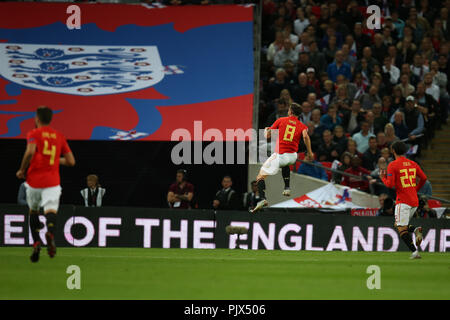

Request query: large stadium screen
[{"left": 0, "top": 2, "right": 254, "bottom": 141}]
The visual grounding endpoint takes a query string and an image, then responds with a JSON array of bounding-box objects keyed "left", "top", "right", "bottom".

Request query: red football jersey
[
  {"left": 270, "top": 116, "right": 308, "bottom": 154},
  {"left": 26, "top": 126, "right": 71, "bottom": 188},
  {"left": 381, "top": 156, "right": 427, "bottom": 207}
]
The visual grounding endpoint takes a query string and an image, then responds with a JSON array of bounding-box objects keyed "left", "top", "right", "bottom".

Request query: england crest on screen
[{"left": 0, "top": 43, "right": 165, "bottom": 96}]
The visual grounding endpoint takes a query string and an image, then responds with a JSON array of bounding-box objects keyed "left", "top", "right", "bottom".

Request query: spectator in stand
[
  {"left": 320, "top": 104, "right": 342, "bottom": 132},
  {"left": 309, "top": 40, "right": 327, "bottom": 74},
  {"left": 306, "top": 93, "right": 317, "bottom": 112},
  {"left": 327, "top": 50, "right": 352, "bottom": 82},
  {"left": 392, "top": 110, "right": 410, "bottom": 140},
  {"left": 395, "top": 73, "right": 416, "bottom": 99},
  {"left": 319, "top": 80, "right": 335, "bottom": 112},
  {"left": 381, "top": 147, "right": 394, "bottom": 164},
  {"left": 376, "top": 131, "right": 388, "bottom": 150},
  {"left": 359, "top": 85, "right": 382, "bottom": 111},
  {"left": 430, "top": 60, "right": 448, "bottom": 102},
  {"left": 378, "top": 194, "right": 395, "bottom": 216},
  {"left": 282, "top": 23, "right": 299, "bottom": 46},
  {"left": 306, "top": 68, "right": 321, "bottom": 95},
  {"left": 384, "top": 122, "right": 400, "bottom": 147},
  {"left": 213, "top": 176, "right": 241, "bottom": 211},
  {"left": 280, "top": 88, "right": 294, "bottom": 106},
  {"left": 330, "top": 83, "right": 352, "bottom": 114},
  {"left": 345, "top": 138, "right": 363, "bottom": 160},
  {"left": 372, "top": 33, "right": 388, "bottom": 66},
  {"left": 392, "top": 9, "right": 406, "bottom": 38},
  {"left": 392, "top": 85, "right": 406, "bottom": 111},
  {"left": 342, "top": 100, "right": 365, "bottom": 135},
  {"left": 294, "top": 7, "right": 310, "bottom": 37},
  {"left": 291, "top": 72, "right": 315, "bottom": 103},
  {"left": 295, "top": 32, "right": 311, "bottom": 54},
  {"left": 267, "top": 68, "right": 290, "bottom": 101},
  {"left": 323, "top": 35, "right": 339, "bottom": 64},
  {"left": 332, "top": 151, "right": 352, "bottom": 184},
  {"left": 342, "top": 156, "right": 371, "bottom": 192},
  {"left": 167, "top": 169, "right": 194, "bottom": 209},
  {"left": 352, "top": 121, "right": 376, "bottom": 154},
  {"left": 362, "top": 137, "right": 381, "bottom": 171},
  {"left": 341, "top": 43, "right": 357, "bottom": 71},
  {"left": 266, "top": 31, "right": 285, "bottom": 64},
  {"left": 310, "top": 108, "right": 326, "bottom": 136},
  {"left": 410, "top": 53, "right": 429, "bottom": 81},
  {"left": 342, "top": 1, "right": 363, "bottom": 32},
  {"left": 306, "top": 121, "right": 322, "bottom": 153},
  {"left": 407, "top": 7, "right": 431, "bottom": 46},
  {"left": 402, "top": 62, "right": 420, "bottom": 87},
  {"left": 373, "top": 102, "right": 389, "bottom": 134},
  {"left": 297, "top": 51, "right": 312, "bottom": 74},
  {"left": 283, "top": 60, "right": 297, "bottom": 85},
  {"left": 299, "top": 101, "right": 312, "bottom": 124},
  {"left": 382, "top": 55, "right": 401, "bottom": 87},
  {"left": 274, "top": 38, "right": 298, "bottom": 68},
  {"left": 317, "top": 129, "right": 340, "bottom": 162},
  {"left": 353, "top": 22, "right": 372, "bottom": 58},
  {"left": 423, "top": 73, "right": 440, "bottom": 103},
  {"left": 359, "top": 47, "right": 379, "bottom": 72},
  {"left": 81, "top": 174, "right": 106, "bottom": 208},
  {"left": 390, "top": 96, "right": 425, "bottom": 142},
  {"left": 333, "top": 125, "right": 348, "bottom": 155},
  {"left": 297, "top": 152, "right": 328, "bottom": 181},
  {"left": 365, "top": 111, "right": 376, "bottom": 135},
  {"left": 337, "top": 74, "right": 357, "bottom": 100},
  {"left": 243, "top": 180, "right": 261, "bottom": 212},
  {"left": 419, "top": 37, "right": 436, "bottom": 66},
  {"left": 381, "top": 95, "right": 395, "bottom": 119},
  {"left": 415, "top": 81, "right": 440, "bottom": 141}
]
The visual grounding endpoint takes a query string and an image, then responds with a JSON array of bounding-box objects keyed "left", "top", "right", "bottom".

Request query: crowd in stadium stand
[{"left": 259, "top": 0, "right": 450, "bottom": 199}]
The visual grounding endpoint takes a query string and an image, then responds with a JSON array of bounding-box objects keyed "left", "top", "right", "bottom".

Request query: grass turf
[{"left": 0, "top": 247, "right": 448, "bottom": 300}]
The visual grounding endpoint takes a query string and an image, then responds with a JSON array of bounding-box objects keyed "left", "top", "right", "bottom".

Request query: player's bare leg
[
  {"left": 281, "top": 166, "right": 291, "bottom": 196},
  {"left": 29, "top": 210, "right": 42, "bottom": 263},
  {"left": 411, "top": 225, "right": 423, "bottom": 247},
  {"left": 397, "top": 225, "right": 421, "bottom": 259},
  {"left": 250, "top": 173, "right": 268, "bottom": 213},
  {"left": 44, "top": 210, "right": 57, "bottom": 258}
]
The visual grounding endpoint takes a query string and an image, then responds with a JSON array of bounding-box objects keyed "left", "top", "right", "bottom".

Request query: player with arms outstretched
[
  {"left": 251, "top": 102, "right": 313, "bottom": 213},
  {"left": 380, "top": 141, "right": 427, "bottom": 259},
  {"left": 16, "top": 106, "right": 76, "bottom": 263}
]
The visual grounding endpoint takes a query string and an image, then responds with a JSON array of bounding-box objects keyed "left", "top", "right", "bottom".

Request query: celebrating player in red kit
[
  {"left": 251, "top": 102, "right": 313, "bottom": 213},
  {"left": 16, "top": 106, "right": 75, "bottom": 263},
  {"left": 380, "top": 141, "right": 427, "bottom": 259}
]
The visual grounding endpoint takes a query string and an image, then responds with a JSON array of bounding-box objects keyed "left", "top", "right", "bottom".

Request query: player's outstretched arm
[
  {"left": 16, "top": 143, "right": 36, "bottom": 179},
  {"left": 302, "top": 129, "right": 314, "bottom": 158},
  {"left": 60, "top": 152, "right": 76, "bottom": 167},
  {"left": 264, "top": 127, "right": 271, "bottom": 139}
]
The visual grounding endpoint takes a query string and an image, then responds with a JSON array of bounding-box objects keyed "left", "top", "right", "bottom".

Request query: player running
[
  {"left": 16, "top": 106, "right": 75, "bottom": 263},
  {"left": 251, "top": 102, "right": 313, "bottom": 213},
  {"left": 380, "top": 141, "right": 427, "bottom": 259}
]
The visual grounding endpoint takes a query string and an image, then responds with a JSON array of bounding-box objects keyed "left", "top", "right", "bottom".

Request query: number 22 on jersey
[
  {"left": 43, "top": 140, "right": 56, "bottom": 165},
  {"left": 399, "top": 168, "right": 416, "bottom": 188}
]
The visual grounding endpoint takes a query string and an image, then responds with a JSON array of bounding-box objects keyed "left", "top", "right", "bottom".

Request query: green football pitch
[{"left": 0, "top": 247, "right": 448, "bottom": 300}]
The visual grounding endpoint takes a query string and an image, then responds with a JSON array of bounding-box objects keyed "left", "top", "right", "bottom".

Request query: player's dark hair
[
  {"left": 289, "top": 103, "right": 302, "bottom": 116},
  {"left": 36, "top": 106, "right": 53, "bottom": 125},
  {"left": 391, "top": 141, "right": 407, "bottom": 156},
  {"left": 177, "top": 169, "right": 187, "bottom": 181}
]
